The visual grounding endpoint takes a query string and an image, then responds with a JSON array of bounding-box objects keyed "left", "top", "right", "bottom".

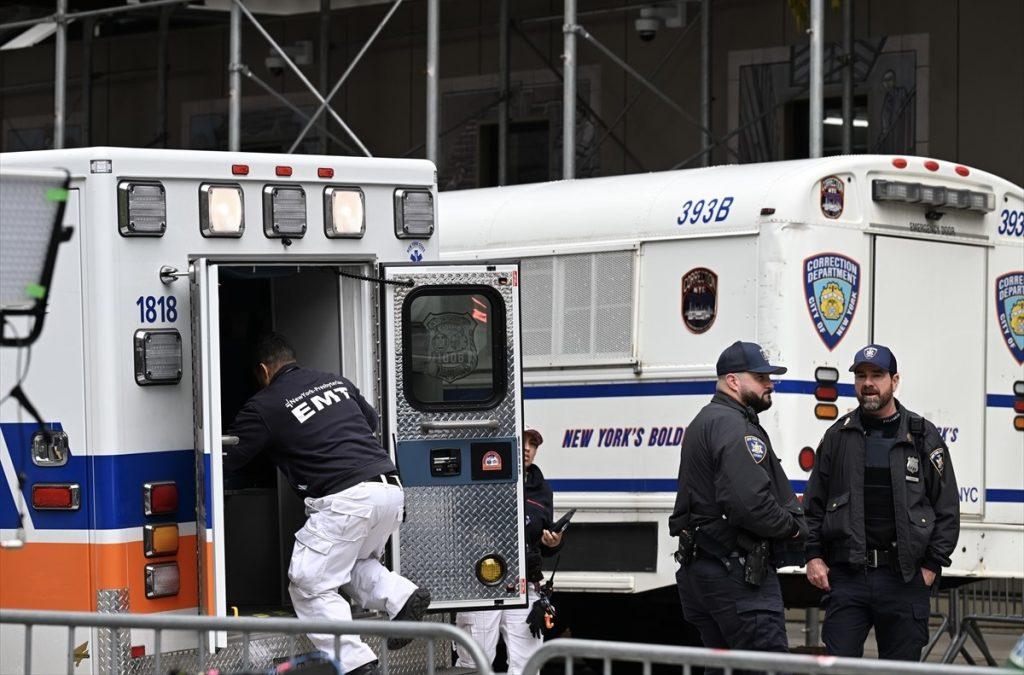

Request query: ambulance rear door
[
  {"left": 380, "top": 262, "right": 527, "bottom": 611},
  {"left": 872, "top": 236, "right": 985, "bottom": 517},
  {"left": 190, "top": 258, "right": 228, "bottom": 649}
]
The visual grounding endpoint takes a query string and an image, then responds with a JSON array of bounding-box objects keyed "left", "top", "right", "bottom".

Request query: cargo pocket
[
  {"left": 732, "top": 595, "right": 786, "bottom": 651},
  {"left": 821, "top": 491, "right": 851, "bottom": 541},
  {"left": 288, "top": 525, "right": 335, "bottom": 590},
  {"left": 318, "top": 497, "right": 372, "bottom": 542}
]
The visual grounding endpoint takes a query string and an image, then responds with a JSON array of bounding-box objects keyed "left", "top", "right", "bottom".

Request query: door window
[{"left": 402, "top": 286, "right": 506, "bottom": 410}]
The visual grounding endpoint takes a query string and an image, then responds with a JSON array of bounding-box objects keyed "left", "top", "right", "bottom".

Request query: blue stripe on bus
[
  {"left": 0, "top": 423, "right": 197, "bottom": 530},
  {"left": 549, "top": 479, "right": 1023, "bottom": 503},
  {"left": 526, "top": 380, "right": 1012, "bottom": 409},
  {"left": 548, "top": 478, "right": 811, "bottom": 493}
]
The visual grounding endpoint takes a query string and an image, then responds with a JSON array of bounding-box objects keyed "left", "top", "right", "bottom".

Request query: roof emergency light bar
[{"left": 872, "top": 179, "right": 995, "bottom": 213}]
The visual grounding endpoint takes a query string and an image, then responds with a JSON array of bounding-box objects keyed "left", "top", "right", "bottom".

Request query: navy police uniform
[
  {"left": 227, "top": 363, "right": 427, "bottom": 674},
  {"left": 670, "top": 342, "right": 805, "bottom": 672},
  {"left": 804, "top": 345, "right": 959, "bottom": 661}
]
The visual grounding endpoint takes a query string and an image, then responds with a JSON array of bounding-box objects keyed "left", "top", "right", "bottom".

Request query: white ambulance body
[
  {"left": 441, "top": 155, "right": 1024, "bottom": 600},
  {"left": 0, "top": 147, "right": 527, "bottom": 673}
]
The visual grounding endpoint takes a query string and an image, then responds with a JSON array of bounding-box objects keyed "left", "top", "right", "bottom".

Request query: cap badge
[{"left": 864, "top": 347, "right": 878, "bottom": 358}]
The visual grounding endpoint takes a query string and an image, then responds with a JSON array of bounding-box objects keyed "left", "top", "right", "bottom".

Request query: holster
[
  {"left": 742, "top": 540, "right": 770, "bottom": 586},
  {"left": 674, "top": 529, "right": 697, "bottom": 566}
]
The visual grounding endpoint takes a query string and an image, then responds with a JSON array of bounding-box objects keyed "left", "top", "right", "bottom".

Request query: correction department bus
[
  {"left": 440, "top": 155, "right": 1024, "bottom": 639},
  {"left": 0, "top": 147, "right": 528, "bottom": 673}
]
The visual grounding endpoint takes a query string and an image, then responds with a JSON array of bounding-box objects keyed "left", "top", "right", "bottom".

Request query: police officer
[
  {"left": 226, "top": 334, "right": 431, "bottom": 675},
  {"left": 454, "top": 427, "right": 563, "bottom": 674},
  {"left": 804, "top": 344, "right": 959, "bottom": 660},
  {"left": 670, "top": 341, "right": 805, "bottom": 672}
]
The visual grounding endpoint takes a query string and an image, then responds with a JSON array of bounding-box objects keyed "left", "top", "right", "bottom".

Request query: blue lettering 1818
[{"left": 136, "top": 295, "right": 178, "bottom": 323}]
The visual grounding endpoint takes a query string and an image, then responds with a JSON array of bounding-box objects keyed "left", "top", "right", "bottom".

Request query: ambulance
[
  {"left": 440, "top": 156, "right": 1024, "bottom": 625},
  {"left": 0, "top": 147, "right": 527, "bottom": 673}
]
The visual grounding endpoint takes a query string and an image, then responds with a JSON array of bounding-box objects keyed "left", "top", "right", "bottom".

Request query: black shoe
[
  {"left": 347, "top": 660, "right": 380, "bottom": 675},
  {"left": 386, "top": 587, "right": 431, "bottom": 650}
]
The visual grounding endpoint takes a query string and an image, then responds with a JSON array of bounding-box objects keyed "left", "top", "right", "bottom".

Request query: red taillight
[
  {"left": 32, "top": 484, "right": 80, "bottom": 510},
  {"left": 891, "top": 158, "right": 907, "bottom": 169},
  {"left": 275, "top": 165, "right": 293, "bottom": 177},
  {"left": 798, "top": 447, "right": 816, "bottom": 472},
  {"left": 231, "top": 164, "right": 249, "bottom": 176},
  {"left": 144, "top": 481, "right": 178, "bottom": 516},
  {"left": 130, "top": 645, "right": 146, "bottom": 659},
  {"left": 814, "top": 385, "right": 838, "bottom": 402},
  {"left": 318, "top": 167, "right": 334, "bottom": 179},
  {"left": 955, "top": 165, "right": 970, "bottom": 177},
  {"left": 1014, "top": 399, "right": 1024, "bottom": 414},
  {"left": 924, "top": 160, "right": 939, "bottom": 172}
]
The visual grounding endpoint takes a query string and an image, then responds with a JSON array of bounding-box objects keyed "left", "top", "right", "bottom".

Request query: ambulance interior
[{"left": 216, "top": 264, "right": 371, "bottom": 615}]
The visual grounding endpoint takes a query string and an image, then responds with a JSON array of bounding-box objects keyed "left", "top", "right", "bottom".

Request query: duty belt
[
  {"left": 365, "top": 472, "right": 402, "bottom": 488},
  {"left": 864, "top": 547, "right": 896, "bottom": 569}
]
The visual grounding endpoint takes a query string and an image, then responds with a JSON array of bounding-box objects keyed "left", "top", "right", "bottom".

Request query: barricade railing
[
  {"left": 924, "top": 579, "right": 1024, "bottom": 665},
  {"left": 0, "top": 609, "right": 494, "bottom": 675},
  {"left": 521, "top": 638, "right": 1017, "bottom": 675}
]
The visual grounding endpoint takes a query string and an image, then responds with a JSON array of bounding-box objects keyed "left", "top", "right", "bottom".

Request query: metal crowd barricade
[
  {"left": 0, "top": 609, "right": 494, "bottom": 675},
  {"left": 521, "top": 638, "right": 1017, "bottom": 675},
  {"left": 930, "top": 579, "right": 1024, "bottom": 666}
]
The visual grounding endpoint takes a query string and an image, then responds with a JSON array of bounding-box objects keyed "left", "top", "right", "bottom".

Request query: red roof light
[
  {"left": 891, "top": 158, "right": 907, "bottom": 169},
  {"left": 275, "top": 166, "right": 293, "bottom": 177},
  {"left": 318, "top": 167, "right": 334, "bottom": 179},
  {"left": 231, "top": 164, "right": 249, "bottom": 176},
  {"left": 955, "top": 165, "right": 970, "bottom": 177},
  {"left": 924, "top": 160, "right": 939, "bottom": 172}
]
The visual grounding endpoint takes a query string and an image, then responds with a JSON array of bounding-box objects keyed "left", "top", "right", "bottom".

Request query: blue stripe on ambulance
[{"left": 0, "top": 423, "right": 197, "bottom": 530}]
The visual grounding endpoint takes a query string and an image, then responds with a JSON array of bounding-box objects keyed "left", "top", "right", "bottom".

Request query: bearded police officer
[
  {"left": 226, "top": 334, "right": 430, "bottom": 675},
  {"left": 670, "top": 341, "right": 806, "bottom": 669},
  {"left": 804, "top": 344, "right": 959, "bottom": 660}
]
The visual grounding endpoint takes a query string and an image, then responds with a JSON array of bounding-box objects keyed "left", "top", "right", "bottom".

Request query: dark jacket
[
  {"left": 226, "top": 364, "right": 396, "bottom": 499},
  {"left": 803, "top": 400, "right": 960, "bottom": 582},
  {"left": 669, "top": 392, "right": 805, "bottom": 565},
  {"left": 524, "top": 464, "right": 563, "bottom": 582}
]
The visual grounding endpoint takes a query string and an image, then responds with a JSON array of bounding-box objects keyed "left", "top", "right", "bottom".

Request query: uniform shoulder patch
[
  {"left": 929, "top": 447, "right": 945, "bottom": 475},
  {"left": 745, "top": 435, "right": 767, "bottom": 464}
]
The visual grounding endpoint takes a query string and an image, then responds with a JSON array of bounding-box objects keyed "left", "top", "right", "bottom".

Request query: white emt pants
[
  {"left": 454, "top": 584, "right": 543, "bottom": 674},
  {"left": 288, "top": 480, "right": 417, "bottom": 672}
]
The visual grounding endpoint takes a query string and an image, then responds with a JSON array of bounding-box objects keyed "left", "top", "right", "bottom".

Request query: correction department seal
[
  {"left": 995, "top": 271, "right": 1024, "bottom": 364},
  {"left": 820, "top": 175, "right": 845, "bottom": 219},
  {"left": 804, "top": 253, "right": 860, "bottom": 350},
  {"left": 681, "top": 267, "right": 718, "bottom": 334}
]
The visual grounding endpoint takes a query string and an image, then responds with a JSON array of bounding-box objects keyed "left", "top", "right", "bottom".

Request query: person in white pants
[
  {"left": 455, "top": 428, "right": 563, "bottom": 674},
  {"left": 226, "top": 334, "right": 431, "bottom": 675}
]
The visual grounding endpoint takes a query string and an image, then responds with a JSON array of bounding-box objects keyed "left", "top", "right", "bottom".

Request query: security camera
[{"left": 635, "top": 16, "right": 659, "bottom": 42}]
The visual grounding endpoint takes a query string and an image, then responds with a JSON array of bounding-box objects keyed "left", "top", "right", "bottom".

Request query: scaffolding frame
[{"left": 0, "top": 0, "right": 839, "bottom": 177}]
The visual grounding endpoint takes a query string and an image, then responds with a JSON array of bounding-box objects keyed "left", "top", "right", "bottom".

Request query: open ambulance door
[
  {"left": 190, "top": 258, "right": 228, "bottom": 649},
  {"left": 380, "top": 263, "right": 527, "bottom": 611}
]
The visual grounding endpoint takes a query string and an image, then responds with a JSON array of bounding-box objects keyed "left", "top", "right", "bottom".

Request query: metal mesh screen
[
  {"left": 0, "top": 169, "right": 67, "bottom": 311},
  {"left": 522, "top": 250, "right": 634, "bottom": 366}
]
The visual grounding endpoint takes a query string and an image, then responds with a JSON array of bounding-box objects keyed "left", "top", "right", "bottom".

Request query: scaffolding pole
[
  {"left": 498, "top": 0, "right": 509, "bottom": 185},
  {"left": 319, "top": 0, "right": 330, "bottom": 155},
  {"left": 287, "top": 0, "right": 402, "bottom": 154},
  {"left": 81, "top": 17, "right": 94, "bottom": 145},
  {"left": 562, "top": 0, "right": 577, "bottom": 179},
  {"left": 842, "top": 0, "right": 854, "bottom": 154},
  {"left": 809, "top": 0, "right": 823, "bottom": 158},
  {"left": 53, "top": 0, "right": 67, "bottom": 149},
  {"left": 157, "top": 5, "right": 172, "bottom": 148},
  {"left": 700, "top": 0, "right": 711, "bottom": 167},
  {"left": 228, "top": 1, "right": 241, "bottom": 151},
  {"left": 426, "top": 0, "right": 439, "bottom": 165}
]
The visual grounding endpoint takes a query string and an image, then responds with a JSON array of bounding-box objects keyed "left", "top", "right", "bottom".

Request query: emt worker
[{"left": 225, "top": 333, "right": 430, "bottom": 675}]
